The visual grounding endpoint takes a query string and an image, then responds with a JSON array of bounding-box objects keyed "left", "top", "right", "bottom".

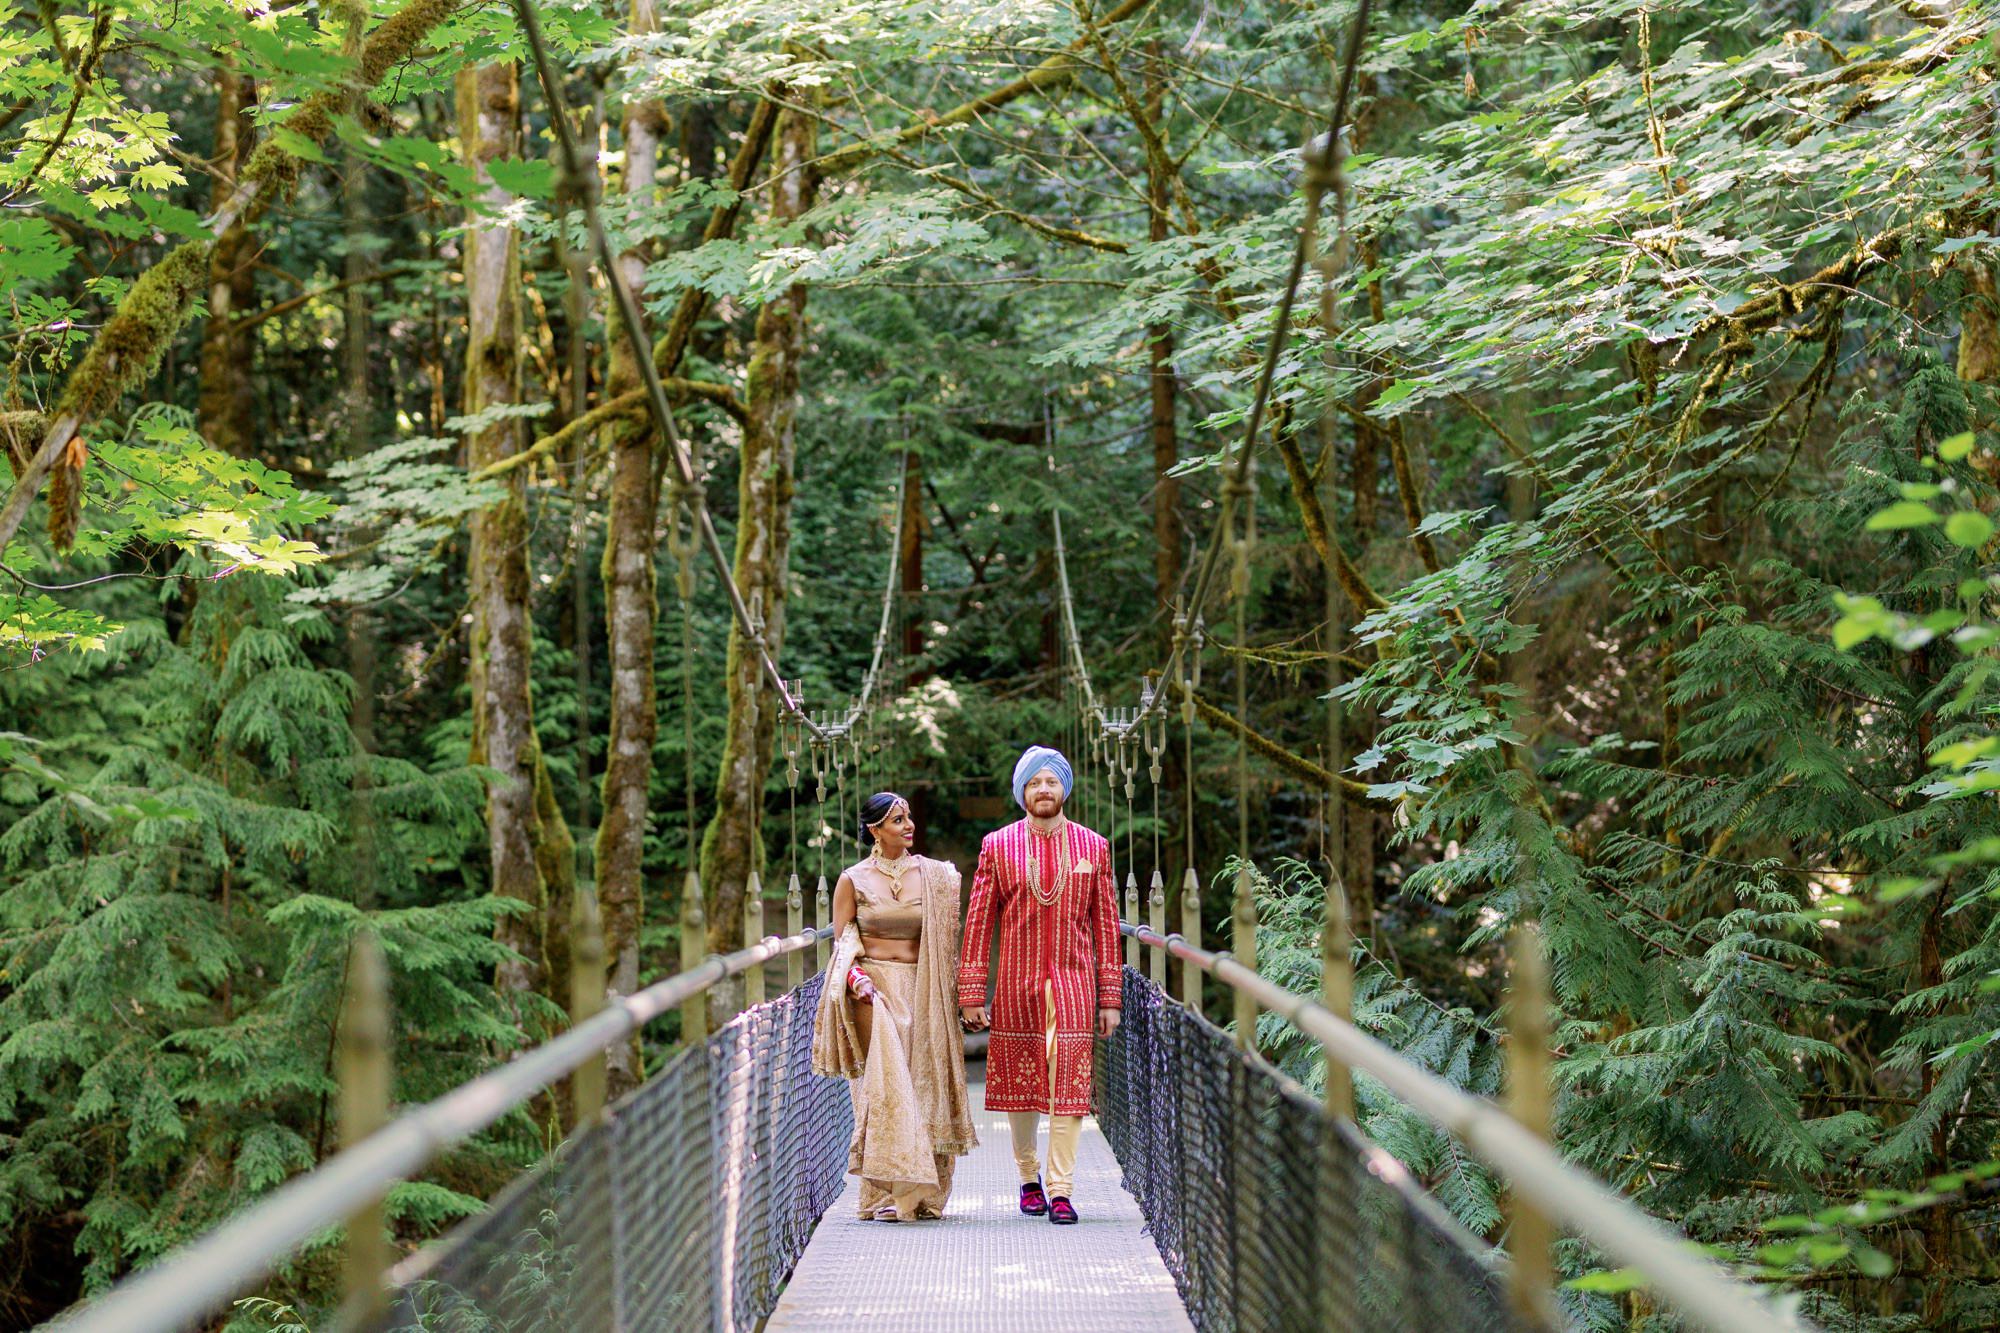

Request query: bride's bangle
[{"left": 847, "top": 963, "right": 874, "bottom": 996}]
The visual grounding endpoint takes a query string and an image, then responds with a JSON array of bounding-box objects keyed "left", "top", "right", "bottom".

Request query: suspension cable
[
  {"left": 1047, "top": 0, "right": 1373, "bottom": 745},
  {"left": 516, "top": 1, "right": 905, "bottom": 747}
]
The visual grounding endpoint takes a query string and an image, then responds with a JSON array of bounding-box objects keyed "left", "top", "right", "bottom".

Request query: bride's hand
[{"left": 847, "top": 963, "right": 877, "bottom": 1003}]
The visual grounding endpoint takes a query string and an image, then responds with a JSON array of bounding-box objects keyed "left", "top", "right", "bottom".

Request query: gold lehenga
[{"left": 811, "top": 854, "right": 978, "bottom": 1219}]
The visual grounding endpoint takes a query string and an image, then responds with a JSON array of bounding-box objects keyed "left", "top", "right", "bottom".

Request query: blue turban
[{"left": 1012, "top": 745, "right": 1074, "bottom": 809}]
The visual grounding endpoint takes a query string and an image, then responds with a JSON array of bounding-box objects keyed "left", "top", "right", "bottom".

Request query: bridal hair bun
[{"left": 858, "top": 791, "right": 909, "bottom": 848}]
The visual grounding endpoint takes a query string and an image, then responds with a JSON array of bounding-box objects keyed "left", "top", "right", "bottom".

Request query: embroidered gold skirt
[{"left": 849, "top": 958, "right": 957, "bottom": 1220}]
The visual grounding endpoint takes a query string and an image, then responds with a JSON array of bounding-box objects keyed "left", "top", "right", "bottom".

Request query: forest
[{"left": 2, "top": 0, "right": 1999, "bottom": 1326}]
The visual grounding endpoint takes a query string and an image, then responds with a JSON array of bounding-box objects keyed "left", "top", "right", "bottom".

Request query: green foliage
[
  {"left": 0, "top": 582, "right": 514, "bottom": 1312},
  {"left": 6, "top": 0, "right": 2000, "bottom": 1324}
]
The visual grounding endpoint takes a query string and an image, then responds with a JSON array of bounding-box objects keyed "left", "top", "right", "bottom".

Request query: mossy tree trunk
[
  {"left": 340, "top": 0, "right": 378, "bottom": 910},
  {"left": 699, "top": 99, "right": 816, "bottom": 971},
  {"left": 593, "top": 0, "right": 668, "bottom": 1098},
  {"left": 459, "top": 60, "right": 552, "bottom": 1004},
  {"left": 195, "top": 62, "right": 257, "bottom": 459}
]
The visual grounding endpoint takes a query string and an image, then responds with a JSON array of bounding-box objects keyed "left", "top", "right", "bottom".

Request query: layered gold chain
[{"left": 1024, "top": 825, "right": 1071, "bottom": 907}]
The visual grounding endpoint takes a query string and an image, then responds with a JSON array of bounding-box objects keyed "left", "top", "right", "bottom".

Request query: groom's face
[{"left": 1023, "top": 769, "right": 1066, "bottom": 818}]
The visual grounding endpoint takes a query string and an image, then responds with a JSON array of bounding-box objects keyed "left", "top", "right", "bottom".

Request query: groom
[{"left": 958, "top": 745, "right": 1122, "bottom": 1225}]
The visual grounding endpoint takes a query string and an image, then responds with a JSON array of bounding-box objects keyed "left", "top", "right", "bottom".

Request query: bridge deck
[{"left": 766, "top": 1074, "right": 1193, "bottom": 1331}]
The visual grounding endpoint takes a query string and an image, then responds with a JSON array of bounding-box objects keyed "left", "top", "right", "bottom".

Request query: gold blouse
[{"left": 851, "top": 855, "right": 926, "bottom": 941}]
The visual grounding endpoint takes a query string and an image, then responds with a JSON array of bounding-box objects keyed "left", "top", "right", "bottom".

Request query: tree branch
[
  {"left": 1272, "top": 426, "right": 1386, "bottom": 612},
  {"left": 811, "top": 0, "right": 1162, "bottom": 178},
  {"left": 1073, "top": 0, "right": 1201, "bottom": 235},
  {"left": 473, "top": 379, "right": 744, "bottom": 484},
  {"left": 885, "top": 146, "right": 1129, "bottom": 253},
  {"left": 0, "top": 0, "right": 463, "bottom": 556},
  {"left": 1173, "top": 677, "right": 1389, "bottom": 808},
  {"left": 230, "top": 265, "right": 417, "bottom": 333},
  {"left": 650, "top": 95, "right": 782, "bottom": 380}
]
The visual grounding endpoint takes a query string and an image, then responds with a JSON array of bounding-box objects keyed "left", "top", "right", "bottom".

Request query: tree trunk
[
  {"left": 341, "top": 0, "right": 377, "bottom": 912},
  {"left": 699, "top": 100, "right": 817, "bottom": 965},
  {"left": 559, "top": 97, "right": 597, "bottom": 834},
  {"left": 1351, "top": 238, "right": 1390, "bottom": 539},
  {"left": 460, "top": 61, "right": 549, "bottom": 1003},
  {"left": 1145, "top": 44, "right": 1181, "bottom": 618},
  {"left": 593, "top": 21, "right": 667, "bottom": 1098},
  {"left": 196, "top": 62, "right": 257, "bottom": 458},
  {"left": 900, "top": 448, "right": 924, "bottom": 664},
  {"left": 899, "top": 445, "right": 929, "bottom": 839}
]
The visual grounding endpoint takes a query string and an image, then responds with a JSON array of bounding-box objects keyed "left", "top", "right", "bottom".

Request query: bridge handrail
[
  {"left": 59, "top": 926, "right": 834, "bottom": 1333},
  {"left": 1120, "top": 921, "right": 1810, "bottom": 1333}
]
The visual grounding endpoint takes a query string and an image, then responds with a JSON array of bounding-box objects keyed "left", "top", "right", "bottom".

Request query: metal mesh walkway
[{"left": 766, "top": 1073, "right": 1194, "bottom": 1332}]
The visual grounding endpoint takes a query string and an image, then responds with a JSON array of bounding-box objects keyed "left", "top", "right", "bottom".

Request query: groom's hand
[
  {"left": 960, "top": 1005, "right": 989, "bottom": 1032},
  {"left": 1097, "top": 1008, "right": 1121, "bottom": 1038}
]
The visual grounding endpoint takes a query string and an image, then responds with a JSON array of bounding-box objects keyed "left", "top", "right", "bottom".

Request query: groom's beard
[{"left": 1027, "top": 795, "right": 1065, "bottom": 826}]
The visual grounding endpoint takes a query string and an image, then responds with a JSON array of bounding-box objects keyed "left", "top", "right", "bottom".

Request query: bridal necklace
[{"left": 871, "top": 850, "right": 914, "bottom": 900}]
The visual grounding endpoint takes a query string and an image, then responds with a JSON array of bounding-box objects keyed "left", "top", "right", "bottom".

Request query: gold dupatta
[{"left": 810, "top": 855, "right": 978, "bottom": 1156}]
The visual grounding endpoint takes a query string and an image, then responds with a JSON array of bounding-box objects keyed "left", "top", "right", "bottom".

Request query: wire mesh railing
[
  {"left": 1111, "top": 924, "right": 1814, "bottom": 1333},
  {"left": 53, "top": 924, "right": 840, "bottom": 1333},
  {"left": 367, "top": 973, "right": 849, "bottom": 1333},
  {"left": 1100, "top": 966, "right": 1522, "bottom": 1333}
]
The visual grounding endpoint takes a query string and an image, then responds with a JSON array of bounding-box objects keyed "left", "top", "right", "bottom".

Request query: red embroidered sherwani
[{"left": 957, "top": 817, "right": 1122, "bottom": 1116}]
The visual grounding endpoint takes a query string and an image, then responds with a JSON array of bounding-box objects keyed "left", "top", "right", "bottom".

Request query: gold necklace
[
  {"left": 871, "top": 851, "right": 913, "bottom": 900},
  {"left": 1024, "top": 825, "right": 1069, "bottom": 907}
]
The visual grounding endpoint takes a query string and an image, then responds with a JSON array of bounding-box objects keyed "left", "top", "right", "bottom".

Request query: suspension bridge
[{"left": 37, "top": 0, "right": 1819, "bottom": 1328}]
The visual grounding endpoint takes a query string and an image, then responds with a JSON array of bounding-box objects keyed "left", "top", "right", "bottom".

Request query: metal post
[
  {"left": 815, "top": 874, "right": 831, "bottom": 971},
  {"left": 1506, "top": 924, "right": 1559, "bottom": 1331},
  {"left": 1148, "top": 870, "right": 1167, "bottom": 987},
  {"left": 680, "top": 871, "right": 707, "bottom": 1045},
  {"left": 336, "top": 931, "right": 391, "bottom": 1324},
  {"left": 570, "top": 886, "right": 608, "bottom": 1127},
  {"left": 1232, "top": 864, "right": 1257, "bottom": 1052},
  {"left": 1180, "top": 867, "right": 1202, "bottom": 1010},
  {"left": 742, "top": 872, "right": 765, "bottom": 1009},
  {"left": 786, "top": 873, "right": 804, "bottom": 990},
  {"left": 1124, "top": 871, "right": 1140, "bottom": 971}
]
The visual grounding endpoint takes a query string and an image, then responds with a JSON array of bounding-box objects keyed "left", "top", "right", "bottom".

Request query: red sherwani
[{"left": 958, "top": 817, "right": 1122, "bottom": 1116}]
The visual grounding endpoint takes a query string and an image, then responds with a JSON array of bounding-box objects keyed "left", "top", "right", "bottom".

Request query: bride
[{"left": 811, "top": 791, "right": 979, "bottom": 1220}]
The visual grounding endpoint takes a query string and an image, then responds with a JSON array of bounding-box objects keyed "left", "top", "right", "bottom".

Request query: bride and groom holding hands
[{"left": 810, "top": 744, "right": 1124, "bottom": 1226}]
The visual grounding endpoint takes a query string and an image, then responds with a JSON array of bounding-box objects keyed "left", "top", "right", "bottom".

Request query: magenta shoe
[
  {"left": 1048, "top": 1196, "right": 1078, "bottom": 1225},
  {"left": 1019, "top": 1180, "right": 1049, "bottom": 1216}
]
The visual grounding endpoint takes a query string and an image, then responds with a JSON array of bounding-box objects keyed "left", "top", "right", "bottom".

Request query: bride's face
[{"left": 874, "top": 803, "right": 915, "bottom": 854}]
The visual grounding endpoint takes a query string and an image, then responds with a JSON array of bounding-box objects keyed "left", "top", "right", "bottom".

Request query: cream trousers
[{"left": 1007, "top": 981, "right": 1082, "bottom": 1196}]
